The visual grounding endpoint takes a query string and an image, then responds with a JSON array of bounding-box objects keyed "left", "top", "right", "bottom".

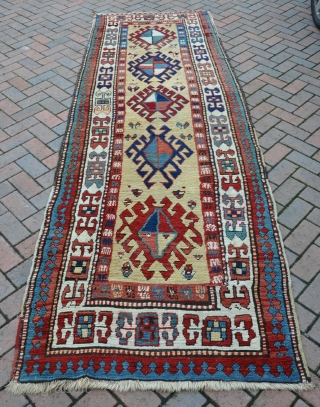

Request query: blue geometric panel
[
  {"left": 140, "top": 28, "right": 165, "bottom": 44},
  {"left": 128, "top": 51, "right": 181, "bottom": 84},
  {"left": 126, "top": 125, "right": 193, "bottom": 189},
  {"left": 77, "top": 315, "right": 94, "bottom": 339},
  {"left": 144, "top": 136, "right": 173, "bottom": 169},
  {"left": 142, "top": 91, "right": 172, "bottom": 113},
  {"left": 206, "top": 320, "right": 227, "bottom": 341},
  {"left": 138, "top": 207, "right": 177, "bottom": 258},
  {"left": 135, "top": 313, "right": 159, "bottom": 346}
]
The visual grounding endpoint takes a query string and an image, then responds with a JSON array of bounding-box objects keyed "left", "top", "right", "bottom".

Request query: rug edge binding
[
  {"left": 17, "top": 16, "right": 99, "bottom": 319},
  {"left": 9, "top": 14, "right": 100, "bottom": 384},
  {"left": 6, "top": 378, "right": 315, "bottom": 394},
  {"left": 205, "top": 10, "right": 312, "bottom": 385}
]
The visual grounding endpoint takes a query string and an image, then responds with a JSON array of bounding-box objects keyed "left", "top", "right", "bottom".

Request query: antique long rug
[{"left": 8, "top": 11, "right": 312, "bottom": 393}]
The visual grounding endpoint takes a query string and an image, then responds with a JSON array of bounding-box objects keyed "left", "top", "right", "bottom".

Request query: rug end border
[{"left": 6, "top": 378, "right": 315, "bottom": 395}]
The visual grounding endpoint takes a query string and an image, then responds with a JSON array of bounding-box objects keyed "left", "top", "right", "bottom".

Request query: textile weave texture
[{"left": 8, "top": 11, "right": 312, "bottom": 393}]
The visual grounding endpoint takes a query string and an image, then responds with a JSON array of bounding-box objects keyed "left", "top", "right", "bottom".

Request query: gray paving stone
[
  {"left": 293, "top": 168, "right": 320, "bottom": 193},
  {"left": 292, "top": 244, "right": 320, "bottom": 282},
  {"left": 278, "top": 198, "right": 313, "bottom": 229},
  {"left": 285, "top": 220, "right": 320, "bottom": 255},
  {"left": 290, "top": 274, "right": 306, "bottom": 299},
  {"left": 0, "top": 181, "right": 14, "bottom": 199},
  {"left": 281, "top": 135, "right": 317, "bottom": 157},
  {"left": 284, "top": 248, "right": 298, "bottom": 266},
  {"left": 0, "top": 212, "right": 30, "bottom": 245},
  {"left": 0, "top": 111, "right": 15, "bottom": 129},
  {"left": 17, "top": 91, "right": 47, "bottom": 109},
  {"left": 300, "top": 115, "right": 320, "bottom": 133},
  {"left": 37, "top": 169, "right": 55, "bottom": 188},
  {"left": 0, "top": 273, "right": 15, "bottom": 302},
  {"left": 289, "top": 90, "right": 313, "bottom": 106},
  {"left": 7, "top": 257, "right": 33, "bottom": 288},
  {"left": 276, "top": 121, "right": 310, "bottom": 140},
  {"left": 295, "top": 303, "right": 316, "bottom": 333},
  {"left": 299, "top": 273, "right": 320, "bottom": 315},
  {"left": 29, "top": 122, "right": 59, "bottom": 143},
  {"left": 0, "top": 202, "right": 8, "bottom": 216},
  {"left": 307, "top": 208, "right": 320, "bottom": 227},
  {"left": 48, "top": 75, "right": 74, "bottom": 90},
  {"left": 115, "top": 391, "right": 161, "bottom": 407},
  {"left": 268, "top": 160, "right": 298, "bottom": 186},
  {"left": 52, "top": 122, "right": 67, "bottom": 136},
  {"left": 300, "top": 187, "right": 320, "bottom": 208},
  {"left": 164, "top": 391, "right": 206, "bottom": 407},
  {"left": 309, "top": 318, "right": 320, "bottom": 344},
  {"left": 1, "top": 190, "right": 37, "bottom": 221},
  {"left": 57, "top": 56, "right": 79, "bottom": 69},
  {"left": 258, "top": 128, "right": 286, "bottom": 149},
  {"left": 287, "top": 151, "right": 320, "bottom": 174},
  {"left": 266, "top": 96, "right": 296, "bottom": 112},
  {"left": 4, "top": 116, "right": 39, "bottom": 137},
  {"left": 254, "top": 113, "right": 281, "bottom": 133},
  {"left": 16, "top": 153, "right": 48, "bottom": 178},
  {"left": 30, "top": 187, "right": 52, "bottom": 210},
  {"left": 40, "top": 97, "right": 66, "bottom": 114},
  {"left": 28, "top": 70, "right": 57, "bottom": 85},
  {"left": 0, "top": 146, "right": 27, "bottom": 170},
  {"left": 2, "top": 87, "right": 26, "bottom": 102},
  {"left": 273, "top": 178, "right": 305, "bottom": 206},
  {"left": 45, "top": 37, "right": 70, "bottom": 48},
  {"left": 238, "top": 68, "right": 262, "bottom": 83}
]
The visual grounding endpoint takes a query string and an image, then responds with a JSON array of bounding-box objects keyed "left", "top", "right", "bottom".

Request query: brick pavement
[{"left": 0, "top": 0, "right": 319, "bottom": 405}]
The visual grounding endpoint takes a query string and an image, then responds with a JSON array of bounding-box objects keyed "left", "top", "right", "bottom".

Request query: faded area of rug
[{"left": 8, "top": 11, "right": 312, "bottom": 393}]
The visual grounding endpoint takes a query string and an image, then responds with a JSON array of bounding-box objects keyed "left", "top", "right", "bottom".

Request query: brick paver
[{"left": 0, "top": 0, "right": 319, "bottom": 406}]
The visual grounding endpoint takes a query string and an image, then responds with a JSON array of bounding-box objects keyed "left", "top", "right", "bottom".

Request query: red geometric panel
[
  {"left": 129, "top": 25, "right": 176, "bottom": 49},
  {"left": 127, "top": 85, "right": 189, "bottom": 122}
]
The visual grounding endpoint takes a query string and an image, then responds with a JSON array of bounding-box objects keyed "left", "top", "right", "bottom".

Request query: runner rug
[{"left": 8, "top": 11, "right": 312, "bottom": 393}]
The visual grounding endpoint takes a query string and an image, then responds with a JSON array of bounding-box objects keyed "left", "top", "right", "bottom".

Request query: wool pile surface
[{"left": 8, "top": 11, "right": 312, "bottom": 393}]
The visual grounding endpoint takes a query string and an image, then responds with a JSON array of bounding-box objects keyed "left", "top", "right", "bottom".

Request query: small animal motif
[
  {"left": 172, "top": 85, "right": 185, "bottom": 91},
  {"left": 124, "top": 198, "right": 132, "bottom": 206},
  {"left": 193, "top": 254, "right": 203, "bottom": 260},
  {"left": 176, "top": 121, "right": 189, "bottom": 129},
  {"left": 182, "top": 264, "right": 195, "bottom": 280},
  {"left": 173, "top": 190, "right": 185, "bottom": 199},
  {"left": 128, "top": 85, "right": 139, "bottom": 92},
  {"left": 128, "top": 52, "right": 138, "bottom": 58},
  {"left": 179, "top": 134, "right": 192, "bottom": 140},
  {"left": 188, "top": 200, "right": 196, "bottom": 210},
  {"left": 129, "top": 122, "right": 141, "bottom": 129},
  {"left": 131, "top": 188, "right": 143, "bottom": 197},
  {"left": 121, "top": 262, "right": 133, "bottom": 277}
]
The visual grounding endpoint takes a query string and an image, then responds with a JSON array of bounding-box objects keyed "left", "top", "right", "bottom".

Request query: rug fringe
[{"left": 6, "top": 378, "right": 315, "bottom": 395}]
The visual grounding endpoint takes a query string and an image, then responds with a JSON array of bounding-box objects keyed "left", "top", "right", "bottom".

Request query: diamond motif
[
  {"left": 141, "top": 57, "right": 168, "bottom": 75},
  {"left": 138, "top": 207, "right": 177, "bottom": 258},
  {"left": 127, "top": 85, "right": 189, "bottom": 122},
  {"left": 144, "top": 136, "right": 173, "bottom": 169},
  {"left": 116, "top": 195, "right": 203, "bottom": 281},
  {"left": 143, "top": 91, "right": 171, "bottom": 113},
  {"left": 126, "top": 125, "right": 193, "bottom": 189},
  {"left": 129, "top": 25, "right": 176, "bottom": 50},
  {"left": 128, "top": 52, "right": 181, "bottom": 84},
  {"left": 140, "top": 28, "right": 165, "bottom": 44}
]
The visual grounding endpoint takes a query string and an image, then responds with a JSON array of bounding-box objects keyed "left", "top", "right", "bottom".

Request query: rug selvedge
[{"left": 7, "top": 10, "right": 312, "bottom": 393}]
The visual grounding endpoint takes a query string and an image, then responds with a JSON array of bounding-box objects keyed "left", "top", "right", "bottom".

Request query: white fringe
[{"left": 6, "top": 378, "right": 315, "bottom": 394}]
